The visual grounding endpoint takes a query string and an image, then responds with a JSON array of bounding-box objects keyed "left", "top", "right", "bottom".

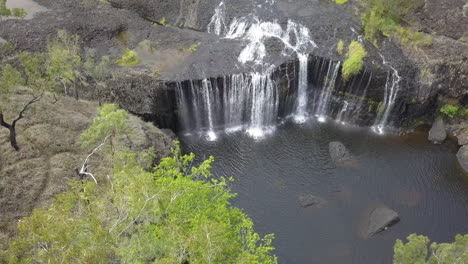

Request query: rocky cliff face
[{"left": 0, "top": 0, "right": 465, "bottom": 132}]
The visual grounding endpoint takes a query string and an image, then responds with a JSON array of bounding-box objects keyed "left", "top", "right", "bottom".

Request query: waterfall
[
  {"left": 247, "top": 73, "right": 278, "bottom": 138},
  {"left": 372, "top": 55, "right": 402, "bottom": 134},
  {"left": 201, "top": 79, "right": 217, "bottom": 140},
  {"left": 207, "top": 2, "right": 226, "bottom": 35},
  {"left": 314, "top": 61, "right": 341, "bottom": 122},
  {"left": 335, "top": 100, "right": 348, "bottom": 124},
  {"left": 174, "top": 1, "right": 403, "bottom": 140},
  {"left": 175, "top": 82, "right": 191, "bottom": 132},
  {"left": 293, "top": 53, "right": 309, "bottom": 123}
]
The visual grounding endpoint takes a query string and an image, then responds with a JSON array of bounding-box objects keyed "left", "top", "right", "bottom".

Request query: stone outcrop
[
  {"left": 298, "top": 194, "right": 326, "bottom": 208},
  {"left": 329, "top": 141, "right": 353, "bottom": 165},
  {"left": 367, "top": 207, "right": 400, "bottom": 237},
  {"left": 428, "top": 118, "right": 447, "bottom": 144},
  {"left": 457, "top": 145, "right": 468, "bottom": 173}
]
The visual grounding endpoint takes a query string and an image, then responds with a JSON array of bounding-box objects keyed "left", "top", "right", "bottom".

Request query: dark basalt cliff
[{"left": 0, "top": 0, "right": 466, "bottom": 132}]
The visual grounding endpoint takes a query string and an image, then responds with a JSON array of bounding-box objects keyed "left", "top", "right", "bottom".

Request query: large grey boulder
[
  {"left": 329, "top": 141, "right": 352, "bottom": 164},
  {"left": 457, "top": 145, "right": 468, "bottom": 173},
  {"left": 428, "top": 118, "right": 447, "bottom": 144},
  {"left": 368, "top": 207, "right": 400, "bottom": 236},
  {"left": 298, "top": 194, "right": 326, "bottom": 208}
]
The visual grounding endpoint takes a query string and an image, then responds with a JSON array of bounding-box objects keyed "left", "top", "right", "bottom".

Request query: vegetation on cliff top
[
  {"left": 1, "top": 105, "right": 278, "bottom": 264},
  {"left": 342, "top": 41, "right": 367, "bottom": 81},
  {"left": 360, "top": 0, "right": 432, "bottom": 47},
  {"left": 0, "top": 0, "right": 27, "bottom": 19}
]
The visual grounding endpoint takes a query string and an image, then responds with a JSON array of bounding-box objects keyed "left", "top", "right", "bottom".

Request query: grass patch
[{"left": 116, "top": 49, "right": 139, "bottom": 66}]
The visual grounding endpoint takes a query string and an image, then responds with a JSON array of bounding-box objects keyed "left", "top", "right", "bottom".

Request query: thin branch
[
  {"left": 12, "top": 91, "right": 43, "bottom": 127},
  {"left": 79, "top": 134, "right": 110, "bottom": 184},
  {"left": 117, "top": 193, "right": 160, "bottom": 237}
]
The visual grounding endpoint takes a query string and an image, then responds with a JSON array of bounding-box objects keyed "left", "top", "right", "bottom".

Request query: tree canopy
[
  {"left": 2, "top": 105, "right": 278, "bottom": 264},
  {"left": 394, "top": 234, "right": 468, "bottom": 264}
]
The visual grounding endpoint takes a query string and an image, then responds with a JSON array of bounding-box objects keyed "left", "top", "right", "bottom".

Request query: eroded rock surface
[{"left": 367, "top": 207, "right": 400, "bottom": 237}]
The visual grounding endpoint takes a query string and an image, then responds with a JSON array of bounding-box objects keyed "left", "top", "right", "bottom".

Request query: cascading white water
[
  {"left": 314, "top": 61, "right": 341, "bottom": 122},
  {"left": 201, "top": 79, "right": 217, "bottom": 141},
  {"left": 293, "top": 53, "right": 309, "bottom": 123},
  {"left": 206, "top": 1, "right": 316, "bottom": 138},
  {"left": 207, "top": 2, "right": 226, "bottom": 35},
  {"left": 175, "top": 82, "right": 191, "bottom": 133},
  {"left": 372, "top": 55, "right": 402, "bottom": 134},
  {"left": 335, "top": 100, "right": 348, "bottom": 124},
  {"left": 246, "top": 73, "right": 278, "bottom": 138}
]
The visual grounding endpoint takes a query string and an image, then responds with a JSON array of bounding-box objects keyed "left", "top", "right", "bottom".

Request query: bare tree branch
[{"left": 78, "top": 134, "right": 111, "bottom": 184}]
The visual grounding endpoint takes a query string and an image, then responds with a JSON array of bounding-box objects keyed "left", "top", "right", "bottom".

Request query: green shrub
[
  {"left": 332, "top": 0, "right": 349, "bottom": 4},
  {"left": 116, "top": 49, "right": 139, "bottom": 66},
  {"left": 342, "top": 41, "right": 367, "bottom": 81},
  {"left": 3, "top": 140, "right": 278, "bottom": 263},
  {"left": 337, "top": 40, "right": 345, "bottom": 55},
  {"left": 360, "top": 0, "right": 431, "bottom": 47},
  {"left": 439, "top": 104, "right": 467, "bottom": 119},
  {"left": 0, "top": 0, "right": 11, "bottom": 17},
  {"left": 11, "top": 8, "right": 27, "bottom": 19}
]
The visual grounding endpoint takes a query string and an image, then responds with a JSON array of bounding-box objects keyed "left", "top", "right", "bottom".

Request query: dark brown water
[{"left": 181, "top": 120, "right": 468, "bottom": 264}]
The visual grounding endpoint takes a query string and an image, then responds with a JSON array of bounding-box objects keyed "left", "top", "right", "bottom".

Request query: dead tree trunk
[{"left": 0, "top": 94, "right": 42, "bottom": 151}]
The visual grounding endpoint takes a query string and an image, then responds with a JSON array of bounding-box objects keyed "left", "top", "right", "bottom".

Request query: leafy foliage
[
  {"left": 46, "top": 30, "right": 82, "bottom": 94},
  {"left": 116, "top": 49, "right": 139, "bottom": 66},
  {"left": 360, "top": 0, "right": 432, "bottom": 47},
  {"left": 0, "top": 0, "right": 27, "bottom": 18},
  {"left": 342, "top": 41, "right": 367, "bottom": 81},
  {"left": 2, "top": 136, "right": 278, "bottom": 263},
  {"left": 0, "top": 64, "right": 24, "bottom": 93},
  {"left": 336, "top": 40, "right": 345, "bottom": 55},
  {"left": 332, "top": 0, "right": 348, "bottom": 4},
  {"left": 439, "top": 104, "right": 467, "bottom": 119},
  {"left": 17, "top": 51, "right": 55, "bottom": 93},
  {"left": 11, "top": 8, "right": 27, "bottom": 19},
  {"left": 84, "top": 49, "right": 111, "bottom": 87},
  {"left": 393, "top": 234, "right": 468, "bottom": 264},
  {"left": 394, "top": 234, "right": 430, "bottom": 264},
  {"left": 80, "top": 104, "right": 129, "bottom": 148}
]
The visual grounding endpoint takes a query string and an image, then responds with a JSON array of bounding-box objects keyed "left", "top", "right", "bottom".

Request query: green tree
[
  {"left": 3, "top": 138, "right": 278, "bottom": 263},
  {"left": 80, "top": 104, "right": 129, "bottom": 149},
  {"left": 394, "top": 234, "right": 430, "bottom": 264},
  {"left": 84, "top": 48, "right": 111, "bottom": 105},
  {"left": 46, "top": 30, "right": 82, "bottom": 99},
  {"left": 0, "top": 63, "right": 42, "bottom": 151},
  {"left": 17, "top": 51, "right": 55, "bottom": 93},
  {"left": 393, "top": 234, "right": 468, "bottom": 264}
]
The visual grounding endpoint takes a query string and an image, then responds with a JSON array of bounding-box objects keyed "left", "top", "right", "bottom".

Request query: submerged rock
[
  {"left": 367, "top": 207, "right": 400, "bottom": 236},
  {"left": 457, "top": 145, "right": 468, "bottom": 173},
  {"left": 329, "top": 141, "right": 352, "bottom": 164},
  {"left": 428, "top": 119, "right": 447, "bottom": 144},
  {"left": 298, "top": 194, "right": 326, "bottom": 208}
]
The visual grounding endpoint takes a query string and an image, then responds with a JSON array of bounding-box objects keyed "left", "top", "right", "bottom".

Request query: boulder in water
[
  {"left": 329, "top": 141, "right": 352, "bottom": 164},
  {"left": 428, "top": 119, "right": 447, "bottom": 144},
  {"left": 367, "top": 207, "right": 400, "bottom": 236},
  {"left": 457, "top": 145, "right": 468, "bottom": 173},
  {"left": 298, "top": 194, "right": 326, "bottom": 208}
]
